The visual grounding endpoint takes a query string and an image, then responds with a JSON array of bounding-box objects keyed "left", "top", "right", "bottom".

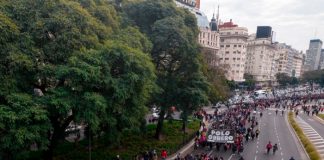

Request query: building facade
[
  {"left": 275, "top": 43, "right": 300, "bottom": 77},
  {"left": 217, "top": 20, "right": 248, "bottom": 82},
  {"left": 293, "top": 53, "right": 303, "bottom": 78},
  {"left": 320, "top": 49, "right": 324, "bottom": 69},
  {"left": 245, "top": 36, "right": 277, "bottom": 83},
  {"left": 175, "top": 0, "right": 220, "bottom": 67},
  {"left": 304, "top": 39, "right": 323, "bottom": 71}
]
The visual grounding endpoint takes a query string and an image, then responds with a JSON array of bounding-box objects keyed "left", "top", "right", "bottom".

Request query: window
[
  {"left": 234, "top": 45, "right": 237, "bottom": 47},
  {"left": 221, "top": 39, "right": 224, "bottom": 42},
  {"left": 233, "top": 51, "right": 237, "bottom": 54},
  {"left": 225, "top": 58, "right": 229, "bottom": 60},
  {"left": 220, "top": 45, "right": 224, "bottom": 47},
  {"left": 233, "top": 58, "right": 236, "bottom": 60},
  {"left": 226, "top": 45, "right": 230, "bottom": 47},
  {"left": 225, "top": 51, "right": 230, "bottom": 54},
  {"left": 237, "top": 58, "right": 241, "bottom": 60},
  {"left": 238, "top": 45, "right": 241, "bottom": 47},
  {"left": 220, "top": 58, "right": 223, "bottom": 60}
]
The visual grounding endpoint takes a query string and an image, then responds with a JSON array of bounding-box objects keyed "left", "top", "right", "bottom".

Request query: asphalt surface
[
  {"left": 297, "top": 112, "right": 324, "bottom": 159},
  {"left": 191, "top": 107, "right": 304, "bottom": 160}
]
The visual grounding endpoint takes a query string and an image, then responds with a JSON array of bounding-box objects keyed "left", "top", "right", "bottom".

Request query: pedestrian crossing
[{"left": 295, "top": 117, "right": 324, "bottom": 159}]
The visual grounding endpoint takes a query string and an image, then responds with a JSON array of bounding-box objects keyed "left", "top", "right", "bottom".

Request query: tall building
[
  {"left": 217, "top": 19, "right": 248, "bottom": 82},
  {"left": 304, "top": 39, "right": 323, "bottom": 71},
  {"left": 276, "top": 43, "right": 299, "bottom": 76},
  {"left": 293, "top": 52, "right": 303, "bottom": 78},
  {"left": 198, "top": 14, "right": 220, "bottom": 66},
  {"left": 320, "top": 49, "right": 324, "bottom": 69},
  {"left": 245, "top": 28, "right": 277, "bottom": 83},
  {"left": 175, "top": 0, "right": 220, "bottom": 67}
]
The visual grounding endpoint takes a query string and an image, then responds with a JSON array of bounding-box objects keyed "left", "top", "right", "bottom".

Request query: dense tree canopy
[
  {"left": 125, "top": 0, "right": 209, "bottom": 139},
  {"left": 0, "top": 0, "right": 155, "bottom": 159},
  {"left": 303, "top": 69, "right": 324, "bottom": 88},
  {"left": 0, "top": 0, "right": 225, "bottom": 159},
  {"left": 276, "top": 73, "right": 299, "bottom": 87}
]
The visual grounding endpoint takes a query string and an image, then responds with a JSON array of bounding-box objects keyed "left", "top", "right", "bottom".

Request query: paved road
[
  {"left": 191, "top": 107, "right": 304, "bottom": 160},
  {"left": 297, "top": 112, "right": 324, "bottom": 159}
]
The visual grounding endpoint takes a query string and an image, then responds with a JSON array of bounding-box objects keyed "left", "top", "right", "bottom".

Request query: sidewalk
[
  {"left": 167, "top": 110, "right": 213, "bottom": 160},
  {"left": 295, "top": 116, "right": 324, "bottom": 159}
]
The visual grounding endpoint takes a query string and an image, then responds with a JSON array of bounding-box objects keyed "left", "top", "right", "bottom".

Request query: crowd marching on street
[
  {"left": 176, "top": 88, "right": 324, "bottom": 160},
  {"left": 130, "top": 87, "right": 324, "bottom": 160}
]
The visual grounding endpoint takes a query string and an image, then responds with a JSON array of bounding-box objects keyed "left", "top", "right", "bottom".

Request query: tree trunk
[
  {"left": 155, "top": 108, "right": 166, "bottom": 140},
  {"left": 43, "top": 116, "right": 74, "bottom": 160},
  {"left": 182, "top": 110, "right": 188, "bottom": 133}
]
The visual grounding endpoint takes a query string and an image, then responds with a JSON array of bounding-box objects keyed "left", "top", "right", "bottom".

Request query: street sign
[{"left": 207, "top": 129, "right": 235, "bottom": 143}]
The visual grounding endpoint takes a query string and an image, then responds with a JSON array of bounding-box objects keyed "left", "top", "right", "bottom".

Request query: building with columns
[{"left": 217, "top": 19, "right": 249, "bottom": 82}]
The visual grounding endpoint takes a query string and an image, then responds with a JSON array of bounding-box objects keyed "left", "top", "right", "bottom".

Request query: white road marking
[
  {"left": 207, "top": 150, "right": 213, "bottom": 156},
  {"left": 227, "top": 154, "right": 234, "bottom": 160},
  {"left": 313, "top": 142, "right": 324, "bottom": 145}
]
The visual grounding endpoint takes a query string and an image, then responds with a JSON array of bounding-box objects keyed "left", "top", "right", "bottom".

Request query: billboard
[
  {"left": 207, "top": 129, "right": 235, "bottom": 143},
  {"left": 256, "top": 26, "right": 272, "bottom": 39}
]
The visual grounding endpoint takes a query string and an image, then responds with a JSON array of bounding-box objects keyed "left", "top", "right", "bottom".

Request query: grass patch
[
  {"left": 318, "top": 114, "right": 324, "bottom": 120},
  {"left": 50, "top": 119, "right": 200, "bottom": 160},
  {"left": 288, "top": 112, "right": 321, "bottom": 160}
]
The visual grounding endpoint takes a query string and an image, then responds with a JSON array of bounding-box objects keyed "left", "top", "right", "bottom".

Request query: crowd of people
[
  {"left": 130, "top": 88, "right": 324, "bottom": 160},
  {"left": 178, "top": 88, "right": 324, "bottom": 160}
]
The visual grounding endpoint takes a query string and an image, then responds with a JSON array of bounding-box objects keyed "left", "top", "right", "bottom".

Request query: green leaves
[{"left": 0, "top": 94, "right": 50, "bottom": 158}]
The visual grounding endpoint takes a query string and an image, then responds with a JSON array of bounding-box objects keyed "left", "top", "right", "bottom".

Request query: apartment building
[
  {"left": 245, "top": 35, "right": 277, "bottom": 82},
  {"left": 218, "top": 19, "right": 248, "bottom": 82}
]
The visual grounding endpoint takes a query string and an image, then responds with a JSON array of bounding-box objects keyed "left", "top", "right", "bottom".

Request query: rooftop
[{"left": 219, "top": 19, "right": 238, "bottom": 28}]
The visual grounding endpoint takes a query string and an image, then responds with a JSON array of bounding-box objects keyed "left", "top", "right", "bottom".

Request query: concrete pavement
[
  {"left": 186, "top": 107, "right": 306, "bottom": 160},
  {"left": 297, "top": 113, "right": 324, "bottom": 159}
]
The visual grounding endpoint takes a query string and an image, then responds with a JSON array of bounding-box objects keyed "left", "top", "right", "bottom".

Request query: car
[{"left": 65, "top": 125, "right": 82, "bottom": 133}]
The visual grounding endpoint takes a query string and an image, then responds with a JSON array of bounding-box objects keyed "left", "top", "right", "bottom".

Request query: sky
[{"left": 200, "top": 0, "right": 324, "bottom": 52}]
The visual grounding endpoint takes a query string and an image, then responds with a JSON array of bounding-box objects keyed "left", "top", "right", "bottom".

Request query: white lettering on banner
[{"left": 207, "top": 130, "right": 234, "bottom": 143}]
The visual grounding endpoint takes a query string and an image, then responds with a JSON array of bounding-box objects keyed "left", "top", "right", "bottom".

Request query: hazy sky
[{"left": 200, "top": 0, "right": 324, "bottom": 52}]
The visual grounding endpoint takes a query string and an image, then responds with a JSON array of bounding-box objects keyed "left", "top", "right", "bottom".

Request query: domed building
[{"left": 175, "top": 0, "right": 221, "bottom": 67}]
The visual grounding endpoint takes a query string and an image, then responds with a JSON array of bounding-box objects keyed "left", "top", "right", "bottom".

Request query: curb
[
  {"left": 166, "top": 139, "right": 195, "bottom": 160},
  {"left": 314, "top": 116, "right": 324, "bottom": 124},
  {"left": 286, "top": 114, "right": 310, "bottom": 160}
]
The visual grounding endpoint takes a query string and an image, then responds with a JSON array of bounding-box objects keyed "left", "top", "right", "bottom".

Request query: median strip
[{"left": 288, "top": 112, "right": 321, "bottom": 160}]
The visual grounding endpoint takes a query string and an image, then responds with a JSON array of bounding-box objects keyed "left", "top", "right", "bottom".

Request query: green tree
[
  {"left": 243, "top": 73, "right": 256, "bottom": 91},
  {"left": 126, "top": 0, "right": 209, "bottom": 139},
  {"left": 200, "top": 50, "right": 230, "bottom": 105},
  {"left": 276, "top": 73, "right": 291, "bottom": 87},
  {"left": 303, "top": 69, "right": 324, "bottom": 89},
  {"left": 0, "top": 1, "right": 156, "bottom": 159}
]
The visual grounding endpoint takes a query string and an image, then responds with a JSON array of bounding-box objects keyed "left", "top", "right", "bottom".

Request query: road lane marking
[
  {"left": 227, "top": 154, "right": 234, "bottom": 160},
  {"left": 314, "top": 142, "right": 324, "bottom": 145},
  {"left": 207, "top": 150, "right": 213, "bottom": 156}
]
